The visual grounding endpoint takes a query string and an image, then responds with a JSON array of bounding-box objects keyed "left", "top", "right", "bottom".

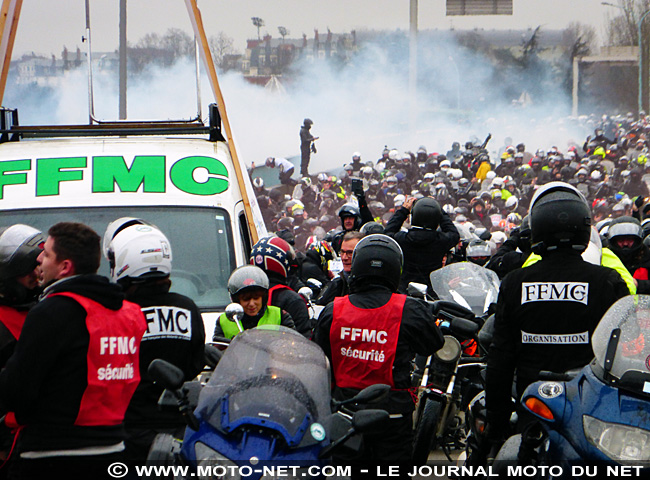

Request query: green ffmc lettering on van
[
  {"left": 170, "top": 156, "right": 229, "bottom": 195},
  {"left": 36, "top": 157, "right": 86, "bottom": 196},
  {"left": 0, "top": 159, "right": 30, "bottom": 200},
  {"left": 92, "top": 156, "right": 166, "bottom": 193}
]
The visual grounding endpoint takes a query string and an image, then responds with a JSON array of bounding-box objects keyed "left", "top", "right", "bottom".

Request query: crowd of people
[
  {"left": 2, "top": 110, "right": 650, "bottom": 477},
  {"left": 252, "top": 112, "right": 650, "bottom": 290},
  {"left": 243, "top": 110, "right": 650, "bottom": 472}
]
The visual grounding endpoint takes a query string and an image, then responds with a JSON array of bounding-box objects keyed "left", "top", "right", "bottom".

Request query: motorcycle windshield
[
  {"left": 592, "top": 295, "right": 650, "bottom": 397},
  {"left": 195, "top": 326, "right": 332, "bottom": 443},
  {"left": 430, "top": 262, "right": 500, "bottom": 315}
]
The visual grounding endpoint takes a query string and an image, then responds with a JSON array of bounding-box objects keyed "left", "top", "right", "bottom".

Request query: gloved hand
[{"left": 311, "top": 143, "right": 317, "bottom": 154}]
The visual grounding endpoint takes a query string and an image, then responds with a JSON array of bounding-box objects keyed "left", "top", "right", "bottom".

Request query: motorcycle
[
  {"left": 410, "top": 263, "right": 499, "bottom": 463},
  {"left": 493, "top": 294, "right": 650, "bottom": 476},
  {"left": 429, "top": 262, "right": 500, "bottom": 318},
  {"left": 148, "top": 310, "right": 390, "bottom": 479}
]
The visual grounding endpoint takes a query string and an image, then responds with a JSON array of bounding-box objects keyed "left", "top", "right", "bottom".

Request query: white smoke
[{"left": 6, "top": 30, "right": 592, "bottom": 173}]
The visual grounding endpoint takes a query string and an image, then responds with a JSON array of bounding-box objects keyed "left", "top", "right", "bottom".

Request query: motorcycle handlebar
[{"left": 437, "top": 310, "right": 480, "bottom": 338}]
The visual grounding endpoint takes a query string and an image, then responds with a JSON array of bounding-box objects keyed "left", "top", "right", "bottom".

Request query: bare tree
[
  {"left": 562, "top": 22, "right": 596, "bottom": 57},
  {"left": 209, "top": 32, "right": 236, "bottom": 68},
  {"left": 603, "top": 0, "right": 650, "bottom": 111},
  {"left": 605, "top": 0, "right": 650, "bottom": 46}
]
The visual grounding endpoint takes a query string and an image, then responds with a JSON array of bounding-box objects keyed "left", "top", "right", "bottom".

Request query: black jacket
[
  {"left": 315, "top": 271, "right": 351, "bottom": 306},
  {"left": 0, "top": 275, "right": 138, "bottom": 453},
  {"left": 300, "top": 251, "right": 331, "bottom": 289},
  {"left": 384, "top": 208, "right": 460, "bottom": 294},
  {"left": 123, "top": 281, "right": 205, "bottom": 429},
  {"left": 485, "top": 251, "right": 629, "bottom": 437},
  {"left": 313, "top": 284, "right": 443, "bottom": 414},
  {"left": 267, "top": 274, "right": 311, "bottom": 337},
  {"left": 485, "top": 231, "right": 530, "bottom": 279}
]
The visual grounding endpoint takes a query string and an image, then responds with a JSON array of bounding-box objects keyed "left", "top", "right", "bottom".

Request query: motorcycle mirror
[
  {"left": 148, "top": 359, "right": 185, "bottom": 391},
  {"left": 298, "top": 286, "right": 313, "bottom": 301},
  {"left": 307, "top": 278, "right": 322, "bottom": 289},
  {"left": 225, "top": 303, "right": 245, "bottom": 332},
  {"left": 204, "top": 344, "right": 223, "bottom": 370},
  {"left": 225, "top": 303, "right": 244, "bottom": 322},
  {"left": 351, "top": 409, "right": 390, "bottom": 434},
  {"left": 406, "top": 282, "right": 428, "bottom": 298}
]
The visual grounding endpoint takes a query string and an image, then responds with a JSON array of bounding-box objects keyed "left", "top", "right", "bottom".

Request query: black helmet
[
  {"left": 350, "top": 234, "right": 403, "bottom": 291},
  {"left": 411, "top": 197, "right": 443, "bottom": 230},
  {"left": 227, "top": 265, "right": 269, "bottom": 301},
  {"left": 609, "top": 216, "right": 644, "bottom": 263},
  {"left": 360, "top": 221, "right": 385, "bottom": 235},
  {"left": 529, "top": 182, "right": 591, "bottom": 254},
  {"left": 338, "top": 204, "right": 362, "bottom": 230},
  {"left": 0, "top": 225, "right": 45, "bottom": 281}
]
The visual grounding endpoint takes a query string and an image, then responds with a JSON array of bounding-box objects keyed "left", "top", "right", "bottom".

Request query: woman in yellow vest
[{"left": 213, "top": 265, "right": 296, "bottom": 340}]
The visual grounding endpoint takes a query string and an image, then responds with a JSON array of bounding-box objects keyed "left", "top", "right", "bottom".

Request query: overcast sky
[{"left": 13, "top": 0, "right": 619, "bottom": 57}]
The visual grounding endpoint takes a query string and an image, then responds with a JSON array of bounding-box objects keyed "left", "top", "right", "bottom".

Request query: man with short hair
[
  {"left": 316, "top": 231, "right": 364, "bottom": 305},
  {"left": 0, "top": 222, "right": 147, "bottom": 480}
]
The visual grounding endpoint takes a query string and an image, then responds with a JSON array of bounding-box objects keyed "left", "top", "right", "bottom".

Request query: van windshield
[{"left": 2, "top": 206, "right": 235, "bottom": 310}]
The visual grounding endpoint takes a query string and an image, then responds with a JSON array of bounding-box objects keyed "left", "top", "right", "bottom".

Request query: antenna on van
[
  {"left": 83, "top": 0, "right": 96, "bottom": 124},
  {"left": 0, "top": 0, "right": 23, "bottom": 106},
  {"left": 185, "top": 0, "right": 260, "bottom": 243}
]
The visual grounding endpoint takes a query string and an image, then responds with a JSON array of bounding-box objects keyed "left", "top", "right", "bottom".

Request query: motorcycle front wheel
[{"left": 412, "top": 398, "right": 443, "bottom": 464}]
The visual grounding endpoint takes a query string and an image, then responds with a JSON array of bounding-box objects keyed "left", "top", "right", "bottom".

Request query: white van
[{"left": 0, "top": 108, "right": 267, "bottom": 338}]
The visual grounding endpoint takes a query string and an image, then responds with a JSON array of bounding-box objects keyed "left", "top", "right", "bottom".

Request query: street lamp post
[{"left": 638, "top": 9, "right": 650, "bottom": 114}]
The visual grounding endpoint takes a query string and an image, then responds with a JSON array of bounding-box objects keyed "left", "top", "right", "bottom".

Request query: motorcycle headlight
[
  {"left": 583, "top": 415, "right": 650, "bottom": 465},
  {"left": 194, "top": 442, "right": 241, "bottom": 480}
]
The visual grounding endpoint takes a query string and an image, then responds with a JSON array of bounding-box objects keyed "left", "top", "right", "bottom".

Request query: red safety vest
[
  {"left": 51, "top": 292, "right": 146, "bottom": 427},
  {"left": 0, "top": 306, "right": 27, "bottom": 340},
  {"left": 330, "top": 294, "right": 406, "bottom": 389}
]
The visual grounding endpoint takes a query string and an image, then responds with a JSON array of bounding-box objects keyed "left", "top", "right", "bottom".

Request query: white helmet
[
  {"left": 590, "top": 170, "right": 602, "bottom": 181},
  {"left": 107, "top": 224, "right": 172, "bottom": 282},
  {"left": 491, "top": 231, "right": 507, "bottom": 245},
  {"left": 393, "top": 194, "right": 406, "bottom": 207},
  {"left": 492, "top": 177, "right": 504, "bottom": 189},
  {"left": 102, "top": 217, "right": 153, "bottom": 260},
  {"left": 440, "top": 160, "right": 451, "bottom": 169},
  {"left": 505, "top": 196, "right": 518, "bottom": 211},
  {"left": 352, "top": 151, "right": 362, "bottom": 161},
  {"left": 485, "top": 171, "right": 497, "bottom": 180},
  {"left": 450, "top": 168, "right": 463, "bottom": 180}
]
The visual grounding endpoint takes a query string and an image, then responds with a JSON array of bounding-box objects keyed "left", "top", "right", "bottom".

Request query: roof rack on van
[{"left": 0, "top": 104, "right": 225, "bottom": 144}]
